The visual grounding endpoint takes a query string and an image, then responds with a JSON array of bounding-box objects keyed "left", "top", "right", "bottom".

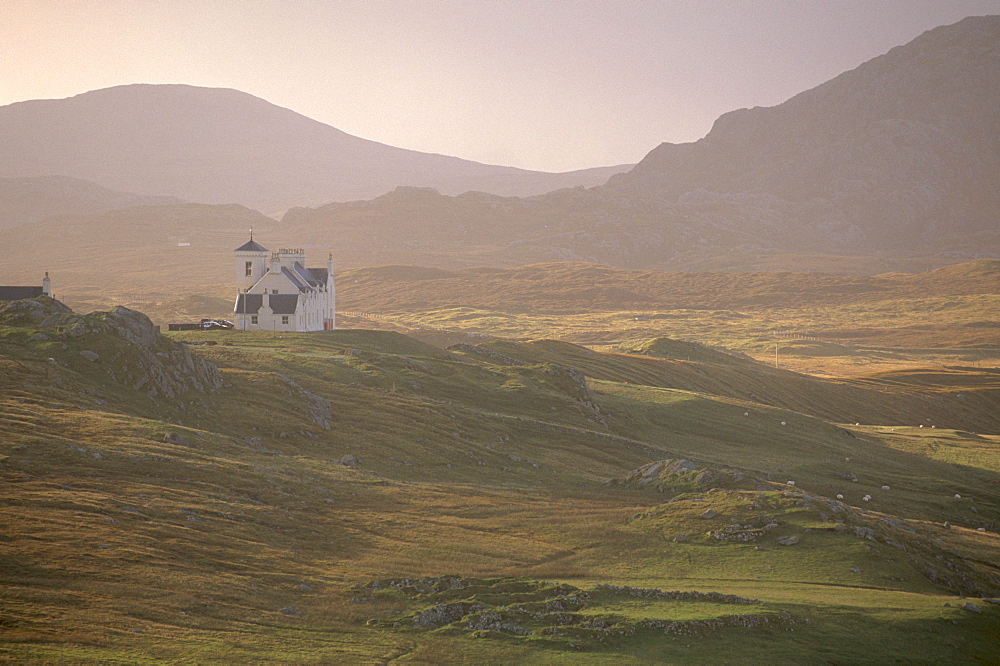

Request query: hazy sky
[{"left": 2, "top": 1, "right": 997, "bottom": 172}]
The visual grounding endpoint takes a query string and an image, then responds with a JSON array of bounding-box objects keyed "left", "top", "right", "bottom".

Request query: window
[
  {"left": 250, "top": 315, "right": 258, "bottom": 324},
  {"left": 272, "top": 289, "right": 278, "bottom": 294},
  {"left": 281, "top": 315, "right": 289, "bottom": 325},
  {"left": 245, "top": 261, "right": 253, "bottom": 277}
]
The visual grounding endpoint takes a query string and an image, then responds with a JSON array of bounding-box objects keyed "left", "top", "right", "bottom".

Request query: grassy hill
[{"left": 1, "top": 297, "right": 997, "bottom": 662}]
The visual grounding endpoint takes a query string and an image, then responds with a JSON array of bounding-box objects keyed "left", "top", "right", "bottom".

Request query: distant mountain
[
  {"left": 3, "top": 17, "right": 997, "bottom": 282},
  {"left": 285, "top": 16, "right": 1000, "bottom": 270},
  {"left": 0, "top": 84, "right": 630, "bottom": 214},
  {"left": 0, "top": 175, "right": 183, "bottom": 229},
  {"left": 604, "top": 14, "right": 1000, "bottom": 253}
]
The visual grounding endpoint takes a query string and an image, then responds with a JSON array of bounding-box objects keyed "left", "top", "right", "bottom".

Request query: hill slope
[
  {"left": 605, "top": 14, "right": 1000, "bottom": 253},
  {"left": 0, "top": 84, "right": 629, "bottom": 214},
  {"left": 285, "top": 16, "right": 1000, "bottom": 269}
]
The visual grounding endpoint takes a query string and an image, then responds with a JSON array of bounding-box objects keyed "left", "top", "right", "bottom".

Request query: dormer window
[{"left": 245, "top": 261, "right": 253, "bottom": 276}]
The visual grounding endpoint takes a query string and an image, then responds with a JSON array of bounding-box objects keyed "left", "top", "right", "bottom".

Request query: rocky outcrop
[
  {"left": 275, "top": 373, "right": 333, "bottom": 429},
  {"left": 0, "top": 296, "right": 75, "bottom": 327},
  {"left": 63, "top": 306, "right": 224, "bottom": 398},
  {"left": 614, "top": 458, "right": 762, "bottom": 494},
  {"left": 361, "top": 577, "right": 798, "bottom": 648},
  {"left": 10, "top": 300, "right": 224, "bottom": 399},
  {"left": 540, "top": 363, "right": 604, "bottom": 423}
]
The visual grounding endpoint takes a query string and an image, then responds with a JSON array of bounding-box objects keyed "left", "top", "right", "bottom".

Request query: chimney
[{"left": 42, "top": 272, "right": 51, "bottom": 297}]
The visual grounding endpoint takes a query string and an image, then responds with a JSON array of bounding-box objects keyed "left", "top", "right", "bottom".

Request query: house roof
[
  {"left": 234, "top": 293, "right": 299, "bottom": 315},
  {"left": 0, "top": 286, "right": 44, "bottom": 301},
  {"left": 292, "top": 263, "right": 319, "bottom": 287},
  {"left": 235, "top": 239, "right": 268, "bottom": 252},
  {"left": 268, "top": 294, "right": 299, "bottom": 314},
  {"left": 281, "top": 266, "right": 309, "bottom": 292},
  {"left": 307, "top": 267, "right": 329, "bottom": 285},
  {"left": 234, "top": 293, "right": 262, "bottom": 314}
]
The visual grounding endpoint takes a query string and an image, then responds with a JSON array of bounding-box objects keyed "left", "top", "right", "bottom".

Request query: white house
[{"left": 232, "top": 236, "right": 336, "bottom": 332}]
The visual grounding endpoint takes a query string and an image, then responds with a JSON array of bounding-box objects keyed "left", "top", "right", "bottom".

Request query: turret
[
  {"left": 235, "top": 231, "right": 269, "bottom": 291},
  {"left": 41, "top": 272, "right": 51, "bottom": 298}
]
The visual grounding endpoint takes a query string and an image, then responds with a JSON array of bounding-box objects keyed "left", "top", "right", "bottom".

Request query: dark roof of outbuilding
[
  {"left": 0, "top": 286, "right": 44, "bottom": 301},
  {"left": 235, "top": 240, "right": 268, "bottom": 252}
]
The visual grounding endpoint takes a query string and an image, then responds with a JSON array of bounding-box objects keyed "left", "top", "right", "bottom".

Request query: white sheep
[
  {"left": 836, "top": 494, "right": 844, "bottom": 500},
  {"left": 787, "top": 480, "right": 795, "bottom": 486},
  {"left": 881, "top": 485, "right": 890, "bottom": 490},
  {"left": 955, "top": 493, "right": 962, "bottom": 499},
  {"left": 863, "top": 494, "right": 871, "bottom": 502},
  {"left": 780, "top": 421, "right": 787, "bottom": 426}
]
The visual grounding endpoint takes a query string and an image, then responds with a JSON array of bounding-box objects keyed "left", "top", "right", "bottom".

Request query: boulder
[{"left": 163, "top": 432, "right": 189, "bottom": 446}]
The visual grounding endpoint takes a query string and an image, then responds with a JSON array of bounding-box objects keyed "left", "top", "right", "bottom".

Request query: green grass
[{"left": 1, "top": 299, "right": 998, "bottom": 662}]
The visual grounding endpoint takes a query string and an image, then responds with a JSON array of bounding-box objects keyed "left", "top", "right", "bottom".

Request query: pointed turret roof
[{"left": 235, "top": 230, "right": 268, "bottom": 253}]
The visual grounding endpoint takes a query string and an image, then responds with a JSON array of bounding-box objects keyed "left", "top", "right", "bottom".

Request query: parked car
[{"left": 199, "top": 319, "right": 234, "bottom": 330}]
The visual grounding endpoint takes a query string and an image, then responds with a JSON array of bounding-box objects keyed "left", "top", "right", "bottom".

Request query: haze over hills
[
  {"left": 2, "top": 18, "right": 996, "bottom": 275},
  {"left": 1, "top": 16, "right": 997, "bottom": 295},
  {"left": 0, "top": 84, "right": 630, "bottom": 215},
  {"left": 0, "top": 202, "right": 275, "bottom": 292},
  {"left": 0, "top": 175, "right": 183, "bottom": 229},
  {"left": 285, "top": 16, "right": 1000, "bottom": 271}
]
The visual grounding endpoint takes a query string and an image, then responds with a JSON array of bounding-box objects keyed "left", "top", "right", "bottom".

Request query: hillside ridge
[{"left": 0, "top": 84, "right": 631, "bottom": 214}]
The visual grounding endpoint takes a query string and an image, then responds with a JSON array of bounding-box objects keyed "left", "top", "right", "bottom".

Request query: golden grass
[{"left": 1, "top": 279, "right": 999, "bottom": 661}]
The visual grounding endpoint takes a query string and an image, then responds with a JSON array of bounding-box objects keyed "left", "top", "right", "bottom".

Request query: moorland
[{"left": 1, "top": 257, "right": 998, "bottom": 662}]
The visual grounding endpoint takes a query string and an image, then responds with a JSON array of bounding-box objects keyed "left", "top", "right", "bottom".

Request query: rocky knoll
[
  {"left": 360, "top": 576, "right": 796, "bottom": 647},
  {"left": 620, "top": 458, "right": 1000, "bottom": 597},
  {"left": 613, "top": 458, "right": 763, "bottom": 493},
  {"left": 0, "top": 298, "right": 223, "bottom": 399}
]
